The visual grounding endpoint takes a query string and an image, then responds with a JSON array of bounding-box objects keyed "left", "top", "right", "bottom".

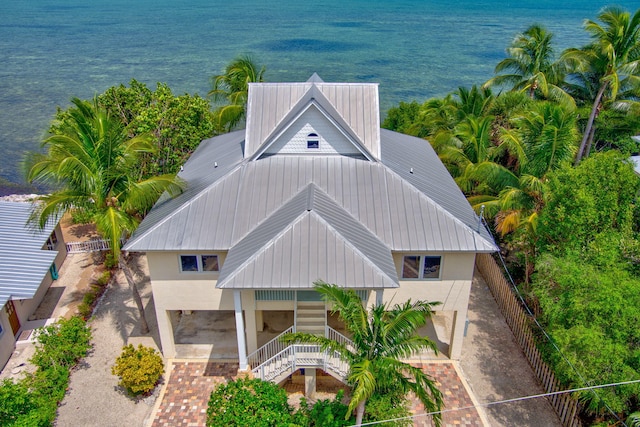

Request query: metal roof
[
  {"left": 125, "top": 78, "right": 497, "bottom": 290},
  {"left": 0, "top": 202, "right": 58, "bottom": 309},
  {"left": 244, "top": 79, "right": 380, "bottom": 160},
  {"left": 127, "top": 153, "right": 495, "bottom": 253},
  {"left": 217, "top": 184, "right": 398, "bottom": 289}
]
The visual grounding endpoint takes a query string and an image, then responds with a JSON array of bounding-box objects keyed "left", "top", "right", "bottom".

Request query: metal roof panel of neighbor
[{"left": 0, "top": 202, "right": 58, "bottom": 308}]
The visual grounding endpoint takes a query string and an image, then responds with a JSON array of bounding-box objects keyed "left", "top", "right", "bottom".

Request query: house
[
  {"left": 0, "top": 201, "right": 67, "bottom": 369},
  {"left": 124, "top": 75, "right": 497, "bottom": 381}
]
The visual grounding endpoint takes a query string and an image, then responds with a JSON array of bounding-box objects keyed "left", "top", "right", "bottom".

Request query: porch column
[
  {"left": 375, "top": 289, "right": 384, "bottom": 306},
  {"left": 449, "top": 310, "right": 467, "bottom": 360},
  {"left": 305, "top": 368, "right": 317, "bottom": 399},
  {"left": 234, "top": 290, "right": 248, "bottom": 371},
  {"left": 156, "top": 309, "right": 176, "bottom": 358}
]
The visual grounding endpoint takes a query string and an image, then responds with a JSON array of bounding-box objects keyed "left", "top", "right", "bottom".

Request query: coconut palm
[
  {"left": 209, "top": 55, "right": 266, "bottom": 131},
  {"left": 568, "top": 6, "right": 640, "bottom": 164},
  {"left": 281, "top": 282, "right": 444, "bottom": 427},
  {"left": 484, "top": 25, "right": 574, "bottom": 107},
  {"left": 26, "top": 97, "right": 183, "bottom": 332}
]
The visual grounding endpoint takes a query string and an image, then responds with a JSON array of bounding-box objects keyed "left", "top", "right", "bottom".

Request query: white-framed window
[
  {"left": 45, "top": 231, "right": 58, "bottom": 250},
  {"left": 179, "top": 254, "right": 219, "bottom": 273},
  {"left": 401, "top": 255, "right": 441, "bottom": 279},
  {"left": 306, "top": 133, "right": 320, "bottom": 149}
]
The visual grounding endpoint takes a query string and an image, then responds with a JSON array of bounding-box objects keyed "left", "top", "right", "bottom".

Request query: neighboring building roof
[
  {"left": 124, "top": 77, "right": 497, "bottom": 289},
  {"left": 0, "top": 202, "right": 58, "bottom": 309}
]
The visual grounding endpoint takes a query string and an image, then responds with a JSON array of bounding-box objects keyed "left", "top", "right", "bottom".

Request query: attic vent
[{"left": 307, "top": 133, "right": 319, "bottom": 149}]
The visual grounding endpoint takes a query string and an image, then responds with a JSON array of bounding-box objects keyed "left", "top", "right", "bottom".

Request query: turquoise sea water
[{"left": 0, "top": 0, "right": 637, "bottom": 190}]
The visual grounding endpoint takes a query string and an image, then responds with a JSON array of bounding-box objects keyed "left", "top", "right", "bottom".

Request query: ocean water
[{"left": 0, "top": 0, "right": 636, "bottom": 189}]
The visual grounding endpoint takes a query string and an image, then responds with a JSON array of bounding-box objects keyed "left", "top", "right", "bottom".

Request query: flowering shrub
[{"left": 112, "top": 344, "right": 164, "bottom": 396}]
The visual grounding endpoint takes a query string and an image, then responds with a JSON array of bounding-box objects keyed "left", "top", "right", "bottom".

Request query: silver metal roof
[
  {"left": 217, "top": 184, "right": 398, "bottom": 289},
  {"left": 245, "top": 80, "right": 380, "bottom": 160},
  {"left": 0, "top": 202, "right": 58, "bottom": 309},
  {"left": 126, "top": 153, "right": 495, "bottom": 255},
  {"left": 125, "top": 79, "right": 497, "bottom": 290}
]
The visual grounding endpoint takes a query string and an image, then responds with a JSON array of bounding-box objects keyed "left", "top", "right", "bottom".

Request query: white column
[
  {"left": 375, "top": 289, "right": 384, "bottom": 306},
  {"left": 449, "top": 310, "right": 467, "bottom": 360},
  {"left": 156, "top": 308, "right": 176, "bottom": 358},
  {"left": 234, "top": 290, "right": 248, "bottom": 371},
  {"left": 304, "top": 368, "right": 317, "bottom": 399}
]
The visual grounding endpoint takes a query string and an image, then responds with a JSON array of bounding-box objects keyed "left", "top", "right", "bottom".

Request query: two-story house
[{"left": 124, "top": 75, "right": 496, "bottom": 381}]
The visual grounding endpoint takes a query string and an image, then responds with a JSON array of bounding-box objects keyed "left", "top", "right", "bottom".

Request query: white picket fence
[{"left": 65, "top": 238, "right": 124, "bottom": 253}]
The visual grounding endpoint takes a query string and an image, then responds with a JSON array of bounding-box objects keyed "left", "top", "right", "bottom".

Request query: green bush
[
  {"left": 96, "top": 270, "right": 112, "bottom": 286},
  {"left": 364, "top": 389, "right": 412, "bottom": 427},
  {"left": 0, "top": 318, "right": 91, "bottom": 426},
  {"left": 104, "top": 253, "right": 118, "bottom": 270},
  {"left": 295, "top": 390, "right": 354, "bottom": 427},
  {"left": 31, "top": 317, "right": 92, "bottom": 370},
  {"left": 112, "top": 344, "right": 164, "bottom": 396},
  {"left": 206, "top": 377, "right": 295, "bottom": 427},
  {"left": 0, "top": 379, "right": 36, "bottom": 426}
]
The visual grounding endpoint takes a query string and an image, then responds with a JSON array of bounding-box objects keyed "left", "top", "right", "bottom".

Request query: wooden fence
[{"left": 475, "top": 253, "right": 583, "bottom": 427}]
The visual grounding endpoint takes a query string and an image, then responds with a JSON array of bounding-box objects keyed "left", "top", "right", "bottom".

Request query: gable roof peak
[{"left": 307, "top": 73, "right": 324, "bottom": 83}]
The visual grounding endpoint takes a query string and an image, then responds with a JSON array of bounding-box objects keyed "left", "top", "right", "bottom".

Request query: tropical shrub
[
  {"left": 0, "top": 379, "right": 36, "bottom": 426},
  {"left": 206, "top": 377, "right": 295, "bottom": 427},
  {"left": 0, "top": 317, "right": 91, "bottom": 426},
  {"left": 112, "top": 344, "right": 164, "bottom": 396},
  {"left": 363, "top": 389, "right": 412, "bottom": 427},
  {"left": 295, "top": 390, "right": 354, "bottom": 427},
  {"left": 30, "top": 316, "right": 92, "bottom": 370}
]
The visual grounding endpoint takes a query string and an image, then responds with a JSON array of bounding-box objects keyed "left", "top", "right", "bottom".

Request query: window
[
  {"left": 45, "top": 231, "right": 58, "bottom": 250},
  {"left": 306, "top": 133, "right": 319, "bottom": 149},
  {"left": 180, "top": 255, "right": 219, "bottom": 273},
  {"left": 402, "top": 255, "right": 441, "bottom": 279}
]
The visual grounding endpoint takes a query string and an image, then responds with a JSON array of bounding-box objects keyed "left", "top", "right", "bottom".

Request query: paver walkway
[{"left": 151, "top": 360, "right": 484, "bottom": 427}]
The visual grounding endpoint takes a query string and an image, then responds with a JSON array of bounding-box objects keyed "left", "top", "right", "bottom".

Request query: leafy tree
[
  {"left": 282, "top": 282, "right": 443, "bottom": 427},
  {"left": 531, "top": 255, "right": 640, "bottom": 416},
  {"left": 97, "top": 80, "right": 216, "bottom": 178},
  {"left": 26, "top": 98, "right": 183, "bottom": 333},
  {"left": 536, "top": 151, "right": 639, "bottom": 255},
  {"left": 484, "top": 24, "right": 573, "bottom": 106},
  {"left": 206, "top": 377, "right": 295, "bottom": 427},
  {"left": 209, "top": 55, "right": 266, "bottom": 131},
  {"left": 567, "top": 6, "right": 640, "bottom": 164}
]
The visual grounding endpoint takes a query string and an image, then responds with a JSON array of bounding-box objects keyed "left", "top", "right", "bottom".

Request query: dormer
[{"left": 244, "top": 74, "right": 381, "bottom": 160}]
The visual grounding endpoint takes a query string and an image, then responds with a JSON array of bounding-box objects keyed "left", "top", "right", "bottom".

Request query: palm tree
[
  {"left": 208, "top": 55, "right": 266, "bottom": 131},
  {"left": 26, "top": 97, "right": 183, "bottom": 332},
  {"left": 482, "top": 102, "right": 578, "bottom": 281},
  {"left": 569, "top": 6, "right": 640, "bottom": 164},
  {"left": 282, "top": 282, "right": 444, "bottom": 427},
  {"left": 484, "top": 25, "right": 573, "bottom": 106}
]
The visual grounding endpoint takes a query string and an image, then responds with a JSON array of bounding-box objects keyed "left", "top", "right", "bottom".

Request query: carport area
[{"left": 170, "top": 309, "right": 451, "bottom": 361}]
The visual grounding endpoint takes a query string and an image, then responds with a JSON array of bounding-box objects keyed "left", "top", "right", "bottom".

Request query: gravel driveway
[{"left": 54, "top": 255, "right": 160, "bottom": 427}]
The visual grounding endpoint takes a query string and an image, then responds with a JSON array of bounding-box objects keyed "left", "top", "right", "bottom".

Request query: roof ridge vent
[{"left": 306, "top": 185, "right": 315, "bottom": 211}]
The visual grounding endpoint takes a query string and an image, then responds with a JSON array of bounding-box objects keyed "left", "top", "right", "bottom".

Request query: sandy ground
[{"left": 54, "top": 254, "right": 162, "bottom": 427}]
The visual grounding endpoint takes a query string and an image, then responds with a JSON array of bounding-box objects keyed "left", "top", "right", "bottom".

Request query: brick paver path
[{"left": 152, "top": 360, "right": 484, "bottom": 427}]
